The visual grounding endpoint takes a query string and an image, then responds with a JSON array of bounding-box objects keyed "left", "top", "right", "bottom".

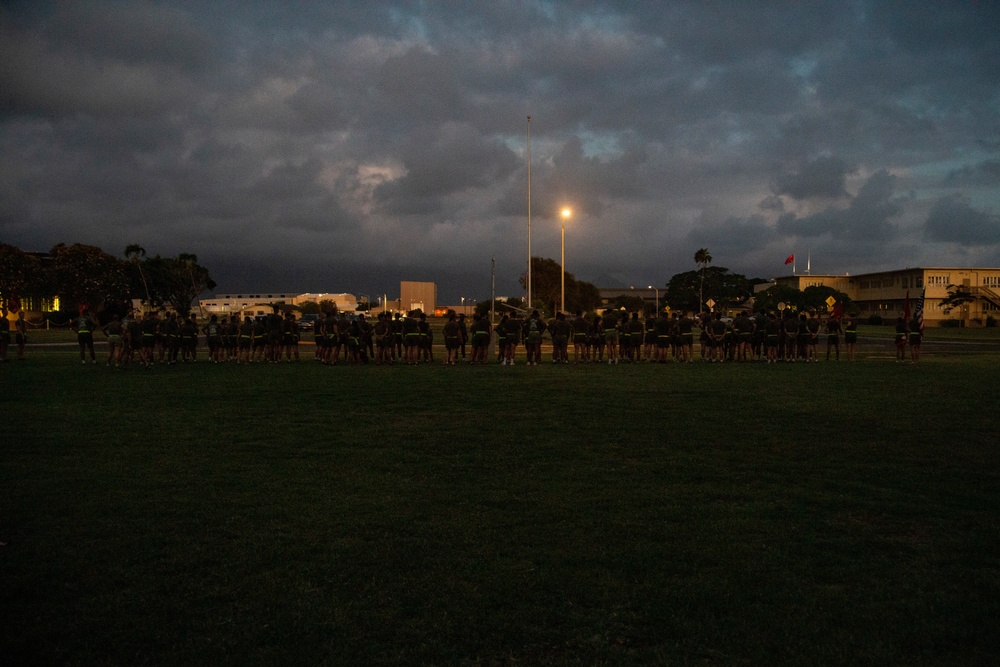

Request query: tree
[
  {"left": 297, "top": 300, "right": 321, "bottom": 315},
  {"left": 475, "top": 299, "right": 507, "bottom": 318},
  {"left": 610, "top": 294, "right": 647, "bottom": 313},
  {"left": 50, "top": 243, "right": 131, "bottom": 315},
  {"left": 694, "top": 248, "right": 712, "bottom": 313},
  {"left": 0, "top": 243, "right": 41, "bottom": 310},
  {"left": 665, "top": 266, "right": 755, "bottom": 313},
  {"left": 751, "top": 284, "right": 803, "bottom": 314},
  {"left": 318, "top": 300, "right": 339, "bottom": 316},
  {"left": 142, "top": 253, "right": 216, "bottom": 316},
  {"left": 124, "top": 244, "right": 152, "bottom": 308},
  {"left": 519, "top": 256, "right": 602, "bottom": 314},
  {"left": 800, "top": 285, "right": 852, "bottom": 314},
  {"left": 939, "top": 284, "right": 976, "bottom": 324}
]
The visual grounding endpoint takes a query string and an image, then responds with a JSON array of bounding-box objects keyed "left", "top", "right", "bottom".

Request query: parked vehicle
[{"left": 298, "top": 313, "right": 320, "bottom": 331}]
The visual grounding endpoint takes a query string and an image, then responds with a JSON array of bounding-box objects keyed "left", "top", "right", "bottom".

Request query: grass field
[{"left": 2, "top": 348, "right": 999, "bottom": 665}]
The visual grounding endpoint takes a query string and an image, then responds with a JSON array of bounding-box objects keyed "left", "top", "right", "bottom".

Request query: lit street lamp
[
  {"left": 561, "top": 207, "right": 571, "bottom": 313},
  {"left": 648, "top": 285, "right": 659, "bottom": 314}
]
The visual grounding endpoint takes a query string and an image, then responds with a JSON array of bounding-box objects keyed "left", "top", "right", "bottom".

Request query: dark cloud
[
  {"left": 374, "top": 123, "right": 519, "bottom": 214},
  {"left": 924, "top": 195, "right": 1000, "bottom": 246},
  {"left": 758, "top": 195, "right": 785, "bottom": 212},
  {"left": 772, "top": 155, "right": 853, "bottom": 200},
  {"left": 945, "top": 161, "right": 1000, "bottom": 187},
  {"left": 777, "top": 169, "right": 901, "bottom": 242},
  {"left": 1, "top": 1, "right": 998, "bottom": 301}
]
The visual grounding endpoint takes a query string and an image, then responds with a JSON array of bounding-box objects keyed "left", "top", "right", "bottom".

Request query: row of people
[
  {"left": 73, "top": 309, "right": 305, "bottom": 367},
  {"left": 62, "top": 307, "right": 919, "bottom": 368}
]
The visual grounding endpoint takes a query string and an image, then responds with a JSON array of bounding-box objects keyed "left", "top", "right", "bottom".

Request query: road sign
[
  {"left": 778, "top": 302, "right": 786, "bottom": 311},
  {"left": 705, "top": 299, "right": 716, "bottom": 309},
  {"left": 826, "top": 296, "right": 837, "bottom": 307}
]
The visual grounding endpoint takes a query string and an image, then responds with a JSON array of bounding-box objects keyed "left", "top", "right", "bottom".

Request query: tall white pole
[
  {"left": 561, "top": 222, "right": 565, "bottom": 313},
  {"left": 527, "top": 115, "right": 532, "bottom": 312},
  {"left": 560, "top": 207, "right": 571, "bottom": 313}
]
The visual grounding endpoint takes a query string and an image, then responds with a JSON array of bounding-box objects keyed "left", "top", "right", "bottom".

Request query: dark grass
[{"left": 2, "top": 352, "right": 999, "bottom": 665}]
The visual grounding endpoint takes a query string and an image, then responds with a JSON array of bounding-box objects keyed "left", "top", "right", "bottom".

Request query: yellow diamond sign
[{"left": 825, "top": 296, "right": 837, "bottom": 307}]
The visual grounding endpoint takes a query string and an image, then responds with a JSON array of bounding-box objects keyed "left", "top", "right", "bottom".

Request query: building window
[{"left": 916, "top": 277, "right": 923, "bottom": 288}]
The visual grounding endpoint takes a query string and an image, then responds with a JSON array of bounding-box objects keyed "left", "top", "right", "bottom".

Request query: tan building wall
[
  {"left": 400, "top": 281, "right": 436, "bottom": 314},
  {"left": 771, "top": 268, "right": 1000, "bottom": 325},
  {"left": 200, "top": 292, "right": 357, "bottom": 315}
]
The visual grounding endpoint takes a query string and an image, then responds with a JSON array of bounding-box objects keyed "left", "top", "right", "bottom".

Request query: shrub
[
  {"left": 941, "top": 319, "right": 962, "bottom": 328},
  {"left": 987, "top": 316, "right": 998, "bottom": 328},
  {"left": 867, "top": 314, "right": 883, "bottom": 325}
]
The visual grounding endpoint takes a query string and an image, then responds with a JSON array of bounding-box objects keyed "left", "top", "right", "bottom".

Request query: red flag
[
  {"left": 784, "top": 254, "right": 794, "bottom": 265},
  {"left": 903, "top": 290, "right": 911, "bottom": 322},
  {"left": 832, "top": 302, "right": 844, "bottom": 320}
]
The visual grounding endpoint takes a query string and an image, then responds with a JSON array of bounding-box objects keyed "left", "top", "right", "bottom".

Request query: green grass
[{"left": 2, "top": 352, "right": 999, "bottom": 665}]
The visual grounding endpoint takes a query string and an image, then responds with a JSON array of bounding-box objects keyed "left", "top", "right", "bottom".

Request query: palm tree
[{"left": 694, "top": 248, "right": 712, "bottom": 314}]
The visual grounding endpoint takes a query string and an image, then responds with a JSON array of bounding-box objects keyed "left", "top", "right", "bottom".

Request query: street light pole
[
  {"left": 561, "top": 208, "right": 571, "bottom": 313},
  {"left": 648, "top": 285, "right": 659, "bottom": 313}
]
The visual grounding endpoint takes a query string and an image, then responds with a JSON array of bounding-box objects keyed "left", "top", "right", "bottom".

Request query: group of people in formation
[
  {"left": 62, "top": 305, "right": 918, "bottom": 368},
  {"left": 489, "top": 309, "right": 868, "bottom": 365},
  {"left": 309, "top": 308, "right": 873, "bottom": 366},
  {"left": 73, "top": 308, "right": 305, "bottom": 368}
]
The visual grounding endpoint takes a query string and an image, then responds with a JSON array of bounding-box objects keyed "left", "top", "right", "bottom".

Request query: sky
[{"left": 2, "top": 1, "right": 999, "bottom": 304}]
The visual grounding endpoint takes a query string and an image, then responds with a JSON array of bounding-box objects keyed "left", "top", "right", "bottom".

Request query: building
[
  {"left": 599, "top": 287, "right": 660, "bottom": 310},
  {"left": 198, "top": 292, "right": 358, "bottom": 316},
  {"left": 764, "top": 267, "right": 1000, "bottom": 326},
  {"left": 399, "top": 281, "right": 436, "bottom": 314}
]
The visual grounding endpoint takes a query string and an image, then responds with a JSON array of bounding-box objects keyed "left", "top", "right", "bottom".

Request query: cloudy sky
[{"left": 2, "top": 1, "right": 999, "bottom": 303}]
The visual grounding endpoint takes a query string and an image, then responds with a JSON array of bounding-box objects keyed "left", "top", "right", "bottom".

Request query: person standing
[
  {"left": 73, "top": 307, "right": 97, "bottom": 364},
  {"left": 549, "top": 311, "right": 571, "bottom": 364},
  {"left": 503, "top": 314, "right": 522, "bottom": 365},
  {"left": 908, "top": 313, "right": 922, "bottom": 363},
  {"left": 806, "top": 311, "right": 821, "bottom": 363},
  {"left": 844, "top": 316, "right": 859, "bottom": 362},
  {"left": 402, "top": 311, "right": 419, "bottom": 364},
  {"left": 894, "top": 316, "right": 908, "bottom": 363},
  {"left": 825, "top": 316, "right": 841, "bottom": 361},
  {"left": 677, "top": 311, "right": 695, "bottom": 363},
  {"left": 783, "top": 312, "right": 798, "bottom": 362},
  {"left": 102, "top": 316, "right": 124, "bottom": 367},
  {"left": 495, "top": 315, "right": 508, "bottom": 364},
  {"left": 238, "top": 316, "right": 253, "bottom": 364},
  {"left": 14, "top": 309, "right": 27, "bottom": 360},
  {"left": 443, "top": 312, "right": 461, "bottom": 365},
  {"left": 602, "top": 309, "right": 619, "bottom": 365},
  {"left": 572, "top": 310, "right": 591, "bottom": 363},
  {"left": 764, "top": 312, "right": 781, "bottom": 363},
  {"left": 523, "top": 310, "right": 545, "bottom": 365},
  {"left": 0, "top": 306, "right": 10, "bottom": 362},
  {"left": 457, "top": 313, "right": 469, "bottom": 361},
  {"left": 471, "top": 312, "right": 491, "bottom": 364}
]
